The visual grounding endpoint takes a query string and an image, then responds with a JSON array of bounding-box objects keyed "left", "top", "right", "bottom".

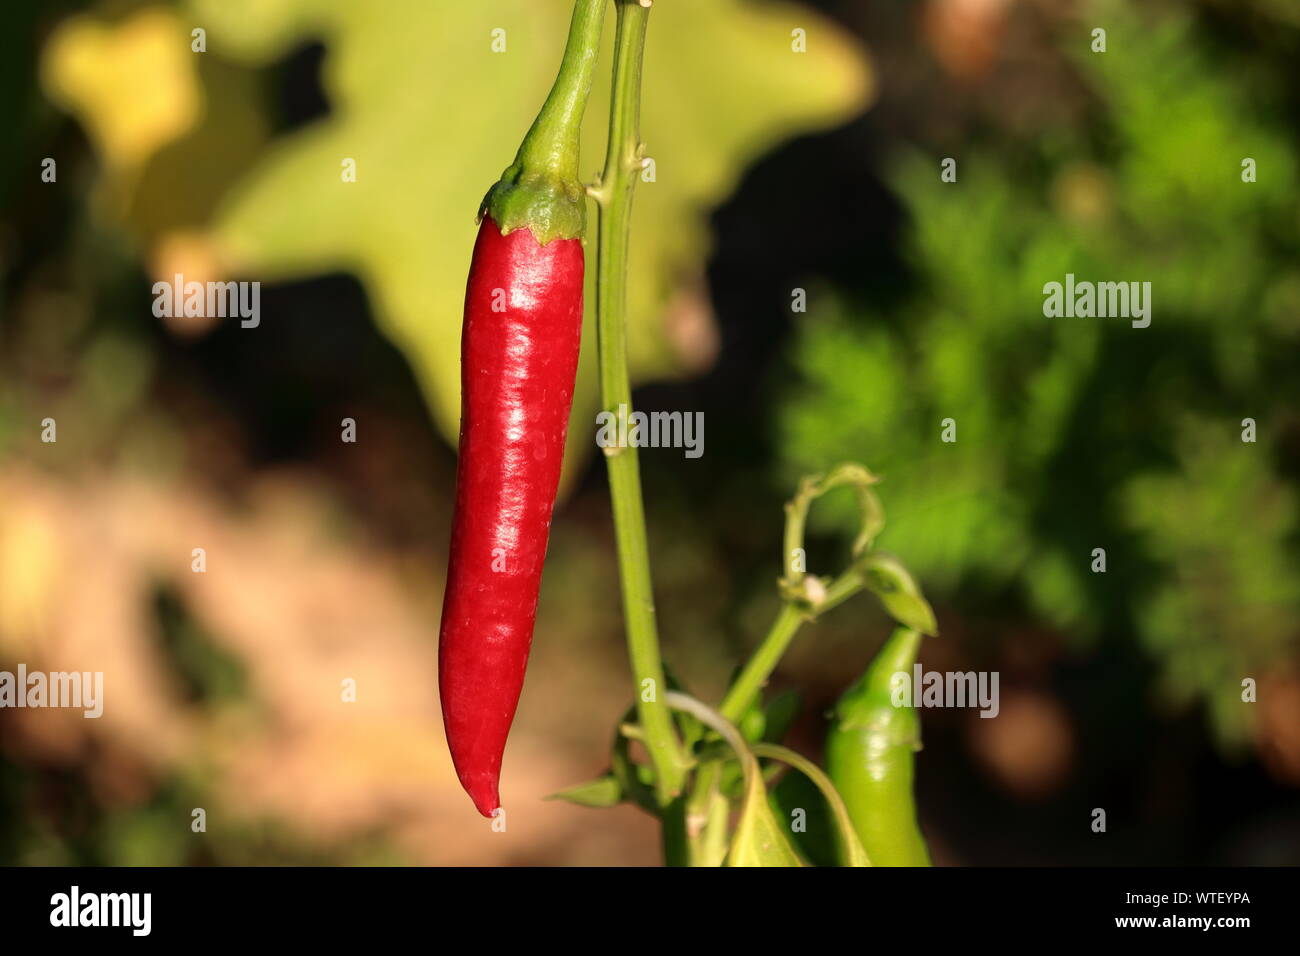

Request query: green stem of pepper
[
  {"left": 687, "top": 467, "right": 881, "bottom": 851},
  {"left": 484, "top": 0, "right": 608, "bottom": 243},
  {"left": 719, "top": 604, "right": 805, "bottom": 723},
  {"left": 720, "top": 465, "right": 882, "bottom": 721},
  {"left": 684, "top": 573, "right": 863, "bottom": 834},
  {"left": 685, "top": 594, "right": 807, "bottom": 857},
  {"left": 590, "top": 0, "right": 688, "bottom": 808},
  {"left": 513, "top": 0, "right": 607, "bottom": 183},
  {"left": 719, "top": 567, "right": 868, "bottom": 723}
]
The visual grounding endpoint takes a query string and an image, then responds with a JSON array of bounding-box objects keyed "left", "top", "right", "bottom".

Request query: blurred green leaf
[
  {"left": 664, "top": 691, "right": 804, "bottom": 866},
  {"left": 777, "top": 0, "right": 1300, "bottom": 748},
  {"left": 545, "top": 773, "right": 624, "bottom": 808},
  {"left": 768, "top": 765, "right": 836, "bottom": 867},
  {"left": 1122, "top": 420, "right": 1300, "bottom": 746},
  {"left": 726, "top": 755, "right": 804, "bottom": 867},
  {"left": 858, "top": 553, "right": 938, "bottom": 636},
  {"left": 753, "top": 743, "right": 870, "bottom": 866},
  {"left": 183, "top": 0, "right": 870, "bottom": 465}
]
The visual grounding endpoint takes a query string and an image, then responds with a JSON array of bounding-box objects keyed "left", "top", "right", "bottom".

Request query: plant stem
[
  {"left": 719, "top": 568, "right": 868, "bottom": 722},
  {"left": 686, "top": 566, "right": 866, "bottom": 836},
  {"left": 720, "top": 604, "right": 804, "bottom": 722},
  {"left": 483, "top": 0, "right": 608, "bottom": 244},
  {"left": 684, "top": 602, "right": 802, "bottom": 857},
  {"left": 720, "top": 465, "right": 882, "bottom": 720},
  {"left": 515, "top": 0, "right": 608, "bottom": 182},
  {"left": 592, "top": 0, "right": 686, "bottom": 804},
  {"left": 692, "top": 466, "right": 878, "bottom": 839}
]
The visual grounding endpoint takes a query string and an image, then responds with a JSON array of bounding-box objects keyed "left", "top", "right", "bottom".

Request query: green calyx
[
  {"left": 480, "top": 0, "right": 606, "bottom": 245},
  {"left": 482, "top": 166, "right": 587, "bottom": 245}
]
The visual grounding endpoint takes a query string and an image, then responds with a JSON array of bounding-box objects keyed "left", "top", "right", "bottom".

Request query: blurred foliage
[
  {"left": 778, "top": 0, "right": 1300, "bottom": 747},
  {"left": 1123, "top": 422, "right": 1299, "bottom": 744},
  {"left": 4, "top": 0, "right": 1300, "bottom": 867},
  {"left": 43, "top": 8, "right": 201, "bottom": 176},
  {"left": 41, "top": 0, "right": 872, "bottom": 473},
  {"left": 10, "top": 0, "right": 874, "bottom": 869}
]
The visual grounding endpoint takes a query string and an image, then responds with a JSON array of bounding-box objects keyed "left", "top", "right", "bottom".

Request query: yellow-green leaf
[
  {"left": 545, "top": 773, "right": 624, "bottom": 808},
  {"left": 859, "top": 553, "right": 939, "bottom": 636},
  {"left": 181, "top": 0, "right": 872, "bottom": 467},
  {"left": 726, "top": 755, "right": 805, "bottom": 867},
  {"left": 753, "top": 743, "right": 871, "bottom": 867}
]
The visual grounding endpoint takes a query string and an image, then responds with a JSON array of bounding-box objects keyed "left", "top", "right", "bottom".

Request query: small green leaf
[
  {"left": 769, "top": 767, "right": 838, "bottom": 866},
  {"left": 727, "top": 765, "right": 806, "bottom": 867},
  {"left": 663, "top": 691, "right": 804, "bottom": 867},
  {"left": 858, "top": 553, "right": 938, "bottom": 636},
  {"left": 545, "top": 774, "right": 624, "bottom": 808},
  {"left": 753, "top": 743, "right": 871, "bottom": 867}
]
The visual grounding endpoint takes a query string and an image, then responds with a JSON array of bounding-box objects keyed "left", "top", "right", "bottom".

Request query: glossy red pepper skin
[{"left": 439, "top": 215, "right": 585, "bottom": 817}]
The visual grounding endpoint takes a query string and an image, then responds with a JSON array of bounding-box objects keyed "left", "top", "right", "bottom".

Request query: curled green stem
[{"left": 721, "top": 465, "right": 884, "bottom": 721}]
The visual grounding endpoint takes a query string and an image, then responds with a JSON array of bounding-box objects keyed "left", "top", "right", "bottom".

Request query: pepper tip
[{"left": 469, "top": 785, "right": 502, "bottom": 819}]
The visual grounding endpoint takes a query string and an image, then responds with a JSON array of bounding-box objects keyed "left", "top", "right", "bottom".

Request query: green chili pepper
[{"left": 825, "top": 626, "right": 931, "bottom": 866}]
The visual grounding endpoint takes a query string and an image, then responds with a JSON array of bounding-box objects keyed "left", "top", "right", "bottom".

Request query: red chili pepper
[
  {"left": 439, "top": 217, "right": 584, "bottom": 817},
  {"left": 438, "top": 0, "right": 605, "bottom": 817}
]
